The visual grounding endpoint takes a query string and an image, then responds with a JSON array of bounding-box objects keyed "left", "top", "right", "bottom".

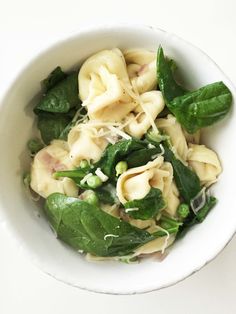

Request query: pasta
[
  {"left": 156, "top": 114, "right": 189, "bottom": 161},
  {"left": 124, "top": 49, "right": 157, "bottom": 93},
  {"left": 27, "top": 45, "right": 229, "bottom": 263},
  {"left": 30, "top": 140, "right": 78, "bottom": 198},
  {"left": 79, "top": 49, "right": 136, "bottom": 121},
  {"left": 187, "top": 144, "right": 222, "bottom": 186},
  {"left": 124, "top": 91, "right": 165, "bottom": 138},
  {"left": 67, "top": 122, "right": 108, "bottom": 166}
]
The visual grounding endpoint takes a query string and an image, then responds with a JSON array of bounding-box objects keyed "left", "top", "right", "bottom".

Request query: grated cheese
[
  {"left": 95, "top": 168, "right": 109, "bottom": 182},
  {"left": 104, "top": 234, "right": 119, "bottom": 240},
  {"left": 108, "top": 126, "right": 131, "bottom": 140},
  {"left": 125, "top": 207, "right": 139, "bottom": 213}
]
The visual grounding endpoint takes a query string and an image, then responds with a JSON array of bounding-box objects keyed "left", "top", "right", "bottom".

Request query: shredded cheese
[
  {"left": 125, "top": 207, "right": 139, "bottom": 213},
  {"left": 95, "top": 168, "right": 109, "bottom": 182},
  {"left": 108, "top": 126, "right": 131, "bottom": 140},
  {"left": 104, "top": 234, "right": 119, "bottom": 240}
]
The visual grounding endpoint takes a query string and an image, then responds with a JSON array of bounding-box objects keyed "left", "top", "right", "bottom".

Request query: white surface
[{"left": 1, "top": 0, "right": 236, "bottom": 312}]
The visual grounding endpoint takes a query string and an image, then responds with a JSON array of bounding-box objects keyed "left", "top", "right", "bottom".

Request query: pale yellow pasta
[
  {"left": 183, "top": 129, "right": 201, "bottom": 144},
  {"left": 124, "top": 91, "right": 165, "bottom": 138},
  {"left": 30, "top": 140, "right": 78, "bottom": 198},
  {"left": 187, "top": 144, "right": 222, "bottom": 186},
  {"left": 165, "top": 182, "right": 180, "bottom": 217},
  {"left": 79, "top": 49, "right": 136, "bottom": 121},
  {"left": 156, "top": 114, "right": 188, "bottom": 161},
  {"left": 67, "top": 122, "right": 108, "bottom": 166},
  {"left": 124, "top": 49, "right": 157, "bottom": 93},
  {"left": 133, "top": 235, "right": 175, "bottom": 256}
]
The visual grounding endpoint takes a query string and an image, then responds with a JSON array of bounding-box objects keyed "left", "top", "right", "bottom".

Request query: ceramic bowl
[{"left": 0, "top": 24, "right": 235, "bottom": 294}]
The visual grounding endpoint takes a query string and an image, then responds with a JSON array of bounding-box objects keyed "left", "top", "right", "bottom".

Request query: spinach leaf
[
  {"left": 53, "top": 168, "right": 89, "bottom": 187},
  {"left": 157, "top": 46, "right": 232, "bottom": 133},
  {"left": 163, "top": 143, "right": 201, "bottom": 203},
  {"left": 35, "top": 71, "right": 79, "bottom": 114},
  {"left": 153, "top": 215, "right": 182, "bottom": 237},
  {"left": 37, "top": 112, "right": 71, "bottom": 145},
  {"left": 157, "top": 46, "right": 186, "bottom": 103},
  {"left": 45, "top": 193, "right": 155, "bottom": 257},
  {"left": 168, "top": 81, "right": 232, "bottom": 133},
  {"left": 178, "top": 196, "right": 217, "bottom": 237},
  {"left": 27, "top": 138, "right": 44, "bottom": 155},
  {"left": 124, "top": 188, "right": 166, "bottom": 220},
  {"left": 42, "top": 66, "right": 67, "bottom": 92},
  {"left": 126, "top": 147, "right": 162, "bottom": 168},
  {"left": 94, "top": 139, "right": 147, "bottom": 177},
  {"left": 96, "top": 184, "right": 119, "bottom": 205}
]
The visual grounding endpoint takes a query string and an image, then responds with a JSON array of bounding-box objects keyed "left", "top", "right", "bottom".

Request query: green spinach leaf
[
  {"left": 45, "top": 193, "right": 155, "bottom": 257},
  {"left": 168, "top": 81, "right": 232, "bottom": 133},
  {"left": 94, "top": 139, "right": 147, "bottom": 177},
  {"left": 124, "top": 188, "right": 166, "bottom": 220},
  {"left": 163, "top": 143, "right": 201, "bottom": 203},
  {"left": 96, "top": 184, "right": 119, "bottom": 205},
  {"left": 157, "top": 46, "right": 186, "bottom": 103},
  {"left": 178, "top": 196, "right": 217, "bottom": 237},
  {"left": 126, "top": 147, "right": 162, "bottom": 168},
  {"left": 35, "top": 71, "right": 79, "bottom": 114},
  {"left": 37, "top": 112, "right": 71, "bottom": 145},
  {"left": 42, "top": 66, "right": 67, "bottom": 92}
]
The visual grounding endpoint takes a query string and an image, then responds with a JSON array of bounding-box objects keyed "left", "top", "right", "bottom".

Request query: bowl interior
[{"left": 0, "top": 25, "right": 235, "bottom": 294}]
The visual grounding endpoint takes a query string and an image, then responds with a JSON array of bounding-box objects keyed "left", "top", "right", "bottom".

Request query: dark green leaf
[
  {"left": 96, "top": 184, "right": 119, "bottom": 205},
  {"left": 37, "top": 112, "right": 71, "bottom": 145},
  {"left": 157, "top": 46, "right": 186, "bottom": 103},
  {"left": 42, "top": 66, "right": 67, "bottom": 92},
  {"left": 53, "top": 168, "right": 88, "bottom": 186},
  {"left": 126, "top": 147, "right": 162, "bottom": 168},
  {"left": 124, "top": 188, "right": 166, "bottom": 220},
  {"left": 178, "top": 196, "right": 217, "bottom": 237},
  {"left": 27, "top": 138, "right": 44, "bottom": 155},
  {"left": 35, "top": 72, "right": 79, "bottom": 114},
  {"left": 163, "top": 143, "right": 201, "bottom": 203},
  {"left": 168, "top": 81, "right": 232, "bottom": 133},
  {"left": 45, "top": 193, "right": 155, "bottom": 257},
  {"left": 94, "top": 139, "right": 147, "bottom": 177}
]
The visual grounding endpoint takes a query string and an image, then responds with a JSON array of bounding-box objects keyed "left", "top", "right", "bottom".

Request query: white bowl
[{"left": 0, "top": 24, "right": 235, "bottom": 295}]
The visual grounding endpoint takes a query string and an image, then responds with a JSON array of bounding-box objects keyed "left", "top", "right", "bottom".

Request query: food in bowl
[{"left": 24, "top": 46, "right": 232, "bottom": 262}]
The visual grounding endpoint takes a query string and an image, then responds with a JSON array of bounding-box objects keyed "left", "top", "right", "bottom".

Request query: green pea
[
  {"left": 80, "top": 159, "right": 89, "bottom": 169},
  {"left": 115, "top": 161, "right": 128, "bottom": 176},
  {"left": 87, "top": 175, "right": 102, "bottom": 188},
  {"left": 84, "top": 190, "right": 99, "bottom": 206},
  {"left": 177, "top": 203, "right": 190, "bottom": 218}
]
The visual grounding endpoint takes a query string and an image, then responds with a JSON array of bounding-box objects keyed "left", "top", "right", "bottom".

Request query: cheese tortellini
[
  {"left": 67, "top": 122, "right": 108, "bottom": 166},
  {"left": 124, "top": 49, "right": 157, "bottom": 93},
  {"left": 187, "top": 144, "right": 222, "bottom": 186},
  {"left": 79, "top": 49, "right": 136, "bottom": 121},
  {"left": 124, "top": 91, "right": 165, "bottom": 138},
  {"left": 30, "top": 140, "right": 78, "bottom": 198},
  {"left": 156, "top": 114, "right": 188, "bottom": 161},
  {"left": 117, "top": 156, "right": 180, "bottom": 216}
]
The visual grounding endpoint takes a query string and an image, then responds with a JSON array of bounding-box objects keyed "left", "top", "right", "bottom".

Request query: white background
[{"left": 1, "top": 0, "right": 236, "bottom": 313}]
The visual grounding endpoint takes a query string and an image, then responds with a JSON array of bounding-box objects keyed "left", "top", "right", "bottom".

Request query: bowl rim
[{"left": 0, "top": 23, "right": 236, "bottom": 295}]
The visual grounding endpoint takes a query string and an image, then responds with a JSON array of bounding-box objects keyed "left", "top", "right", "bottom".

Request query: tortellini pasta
[
  {"left": 133, "top": 235, "right": 175, "bottom": 256},
  {"left": 67, "top": 122, "right": 108, "bottom": 166},
  {"left": 156, "top": 114, "right": 188, "bottom": 161},
  {"left": 116, "top": 156, "right": 179, "bottom": 215},
  {"left": 187, "top": 144, "right": 222, "bottom": 186},
  {"left": 124, "top": 91, "right": 165, "bottom": 139},
  {"left": 79, "top": 49, "right": 136, "bottom": 121},
  {"left": 30, "top": 140, "right": 78, "bottom": 198},
  {"left": 124, "top": 49, "right": 157, "bottom": 93}
]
